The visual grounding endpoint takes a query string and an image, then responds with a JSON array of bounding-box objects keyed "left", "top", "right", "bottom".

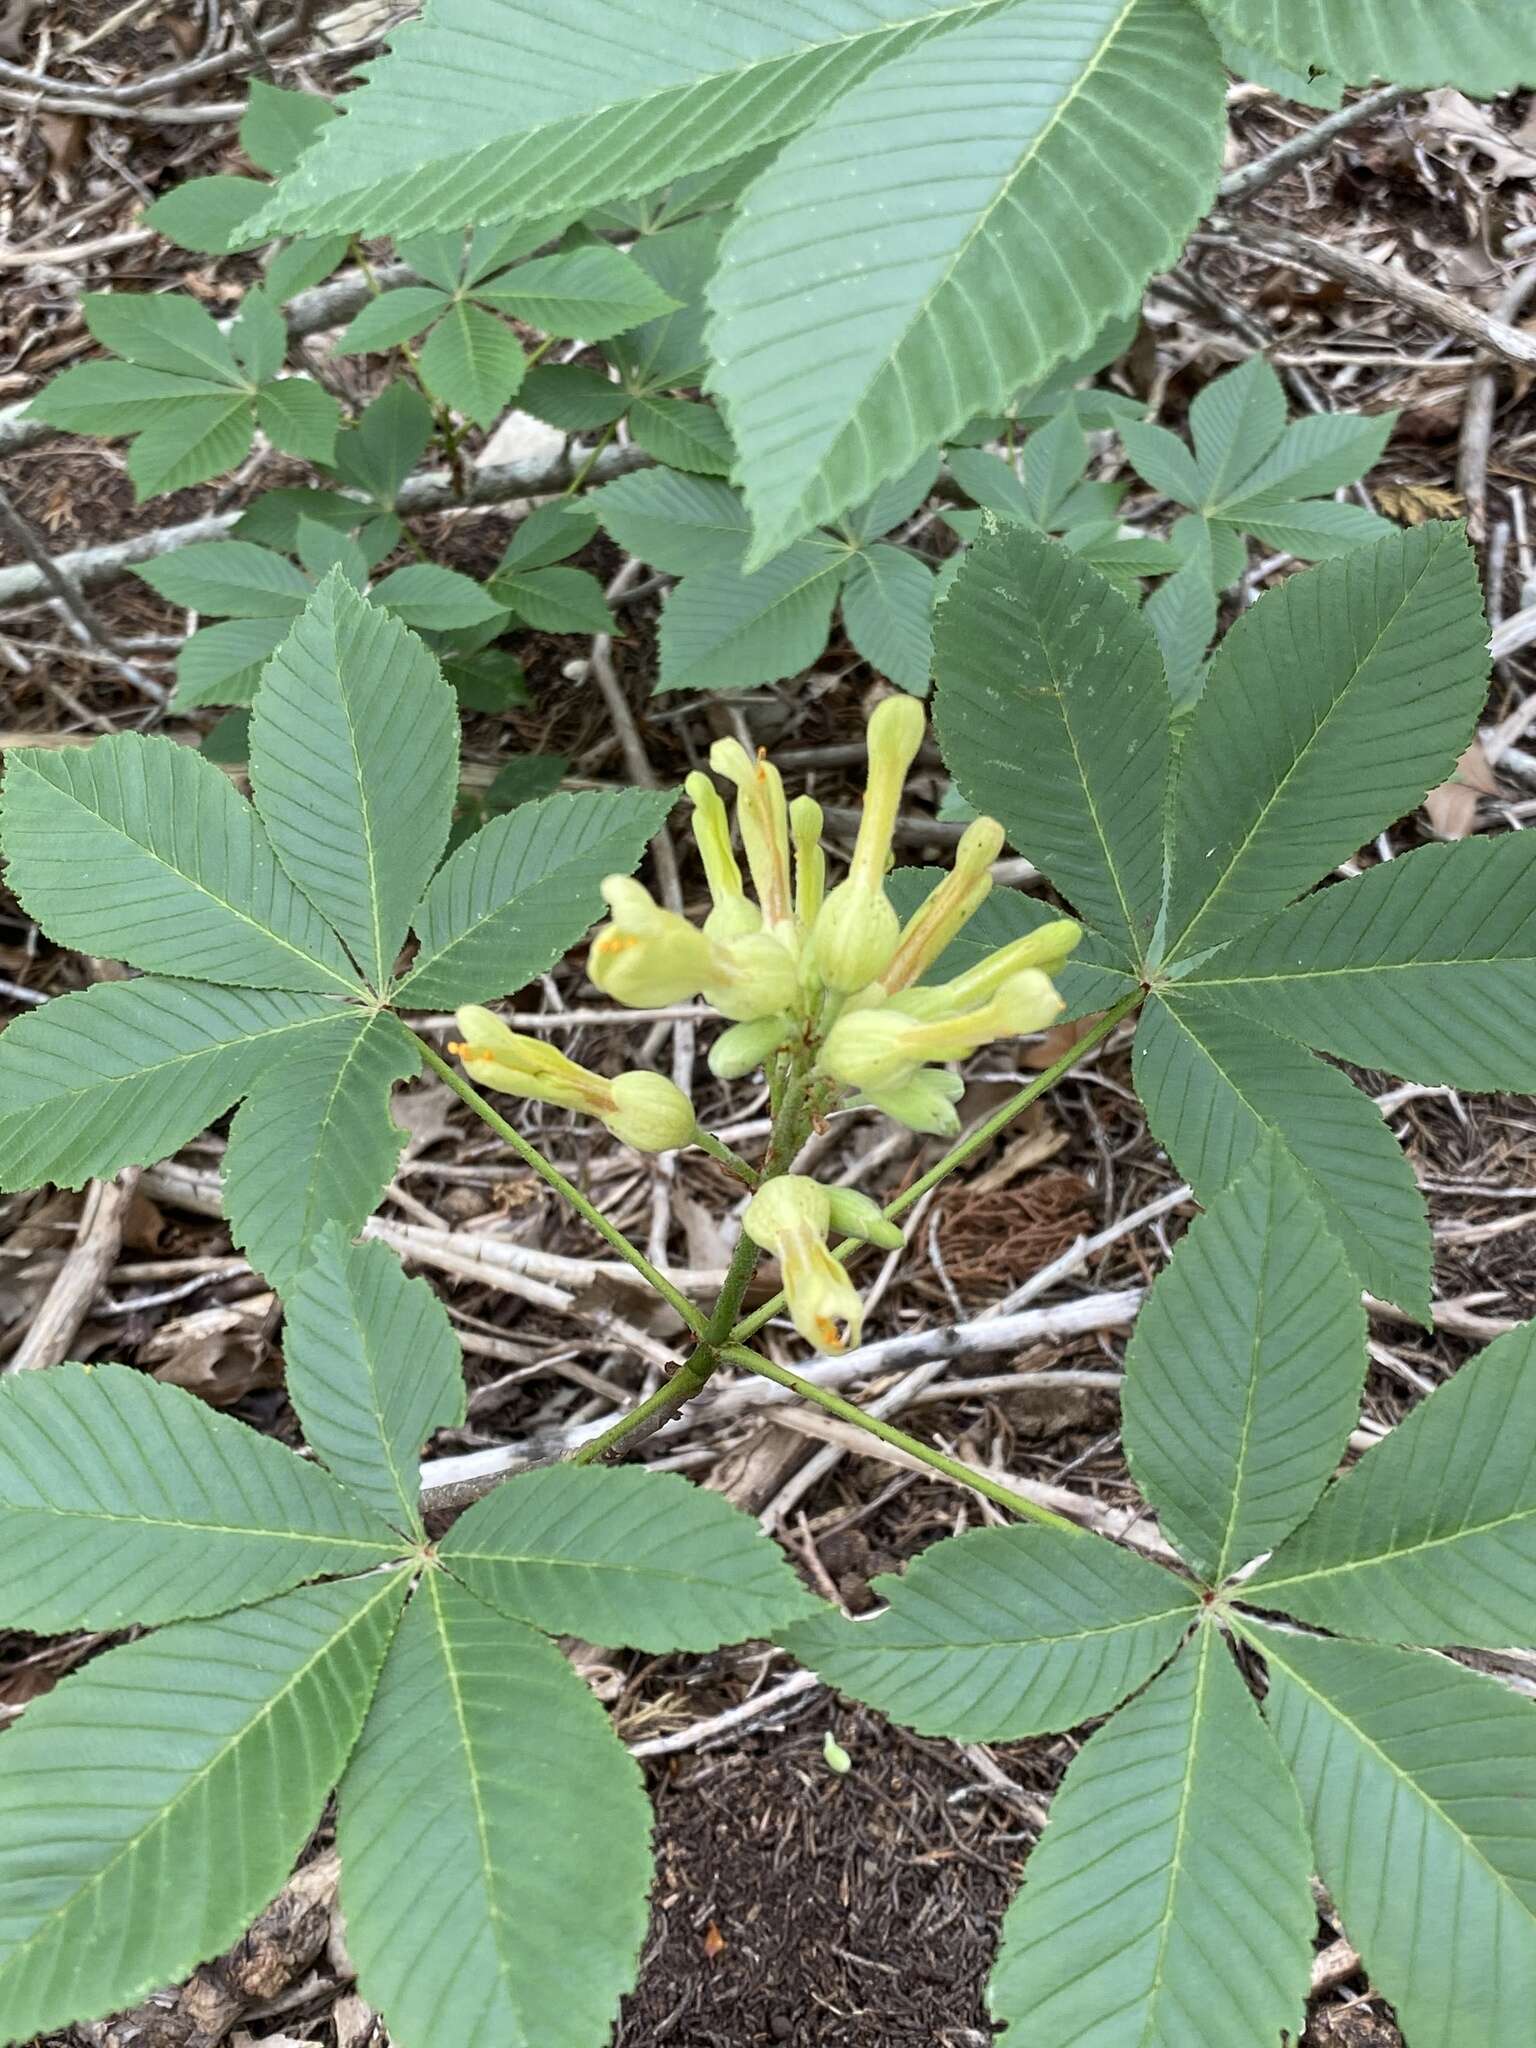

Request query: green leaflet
[
  {"left": 250, "top": 569, "right": 459, "bottom": 992},
  {"left": 1248, "top": 1319, "right": 1536, "bottom": 1647},
  {"left": 840, "top": 543, "right": 936, "bottom": 695},
  {"left": 989, "top": 1627, "right": 1313, "bottom": 2047},
  {"left": 0, "top": 980, "right": 344, "bottom": 1193},
  {"left": 337, "top": 1574, "right": 653, "bottom": 2048},
  {"left": 591, "top": 467, "right": 753, "bottom": 575},
  {"left": 932, "top": 525, "right": 1172, "bottom": 964},
  {"left": 0, "top": 1364, "right": 401, "bottom": 1631},
  {"left": 441, "top": 1465, "right": 818, "bottom": 1650},
  {"left": 709, "top": 0, "right": 1225, "bottom": 560},
  {"left": 1250, "top": 1626, "right": 1536, "bottom": 2047},
  {"left": 1182, "top": 835, "right": 1536, "bottom": 1092},
  {"left": 223, "top": 1009, "right": 420, "bottom": 1291},
  {"left": 779, "top": 1521, "right": 1197, "bottom": 1739},
  {"left": 1163, "top": 522, "right": 1488, "bottom": 961},
  {"left": 1121, "top": 1140, "right": 1365, "bottom": 1583},
  {"left": 283, "top": 1225, "right": 466, "bottom": 1540},
  {"left": 656, "top": 541, "right": 844, "bottom": 692},
  {"left": 1200, "top": 0, "right": 1536, "bottom": 93},
  {"left": 396, "top": 787, "right": 675, "bottom": 1008},
  {"left": 255, "top": 0, "right": 1023, "bottom": 240},
  {"left": 1132, "top": 993, "right": 1431, "bottom": 1319},
  {"left": 0, "top": 736, "right": 360, "bottom": 996},
  {"left": 0, "top": 1573, "right": 407, "bottom": 2042}
]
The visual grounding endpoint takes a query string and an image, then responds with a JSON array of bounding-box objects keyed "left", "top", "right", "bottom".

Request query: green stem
[
  {"left": 414, "top": 1035, "right": 708, "bottom": 1337},
  {"left": 730, "top": 987, "right": 1144, "bottom": 1344},
  {"left": 566, "top": 420, "right": 617, "bottom": 496},
  {"left": 691, "top": 1124, "right": 759, "bottom": 1187},
  {"left": 568, "top": 1051, "right": 814, "bottom": 1464},
  {"left": 719, "top": 1345, "right": 1080, "bottom": 1532}
]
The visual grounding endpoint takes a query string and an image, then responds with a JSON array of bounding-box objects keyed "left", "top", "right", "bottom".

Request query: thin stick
[
  {"left": 1218, "top": 83, "right": 1416, "bottom": 205},
  {"left": 414, "top": 1037, "right": 708, "bottom": 1337}
]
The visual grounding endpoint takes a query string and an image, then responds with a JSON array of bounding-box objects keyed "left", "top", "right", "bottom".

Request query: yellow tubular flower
[
  {"left": 709, "top": 1013, "right": 792, "bottom": 1080},
  {"left": 685, "top": 772, "right": 759, "bottom": 943},
  {"left": 824, "top": 1186, "right": 904, "bottom": 1250},
  {"left": 931, "top": 921, "right": 1082, "bottom": 1009},
  {"left": 701, "top": 931, "right": 802, "bottom": 1022},
  {"left": 790, "top": 794, "right": 826, "bottom": 931},
  {"left": 743, "top": 1177, "right": 864, "bottom": 1355},
  {"left": 588, "top": 876, "right": 713, "bottom": 1006},
  {"left": 449, "top": 1006, "right": 613, "bottom": 1117},
  {"left": 855, "top": 1067, "right": 965, "bottom": 1137},
  {"left": 880, "top": 816, "right": 1006, "bottom": 994},
  {"left": 812, "top": 696, "right": 926, "bottom": 992},
  {"left": 603, "top": 1072, "right": 697, "bottom": 1152},
  {"left": 820, "top": 969, "right": 1064, "bottom": 1089},
  {"left": 709, "top": 739, "right": 793, "bottom": 930}
]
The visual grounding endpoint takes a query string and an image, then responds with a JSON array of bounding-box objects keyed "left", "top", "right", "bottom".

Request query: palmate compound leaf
[
  {"left": 222, "top": 1008, "right": 421, "bottom": 1291},
  {"left": 1182, "top": 835, "right": 1536, "bottom": 1093},
  {"left": 1244, "top": 1624, "right": 1536, "bottom": 2048},
  {"left": 0, "top": 735, "right": 360, "bottom": 996},
  {"left": 932, "top": 525, "right": 1171, "bottom": 964},
  {"left": 0, "top": 1572, "right": 407, "bottom": 2044},
  {"left": 394, "top": 786, "right": 676, "bottom": 1009},
  {"left": 708, "top": 0, "right": 1226, "bottom": 561},
  {"left": 0, "top": 1363, "right": 401, "bottom": 1633},
  {"left": 1246, "top": 1318, "right": 1536, "bottom": 1648},
  {"left": 255, "top": 0, "right": 1026, "bottom": 242},
  {"left": 442, "top": 1464, "right": 819, "bottom": 1651},
  {"left": 0, "top": 980, "right": 346, "bottom": 1193},
  {"left": 988, "top": 1624, "right": 1313, "bottom": 2047},
  {"left": 777, "top": 1520, "right": 1197, "bottom": 1740},
  {"left": 1121, "top": 1139, "right": 1365, "bottom": 1584},
  {"left": 283, "top": 1225, "right": 465, "bottom": 1540},
  {"left": 249, "top": 569, "right": 458, "bottom": 993},
  {"left": 1132, "top": 992, "right": 1431, "bottom": 1319},
  {"left": 1163, "top": 521, "right": 1488, "bottom": 964},
  {"left": 336, "top": 1571, "right": 652, "bottom": 2048},
  {"left": 1200, "top": 0, "right": 1536, "bottom": 94}
]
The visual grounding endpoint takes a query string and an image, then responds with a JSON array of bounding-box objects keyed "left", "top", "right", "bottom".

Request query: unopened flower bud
[
  {"left": 811, "top": 878, "right": 901, "bottom": 993},
  {"left": 709, "top": 739, "right": 793, "bottom": 929},
  {"left": 686, "top": 771, "right": 760, "bottom": 943},
  {"left": 932, "top": 921, "right": 1082, "bottom": 1008},
  {"left": 821, "top": 970, "right": 1063, "bottom": 1089},
  {"left": 744, "top": 1176, "right": 864, "bottom": 1355},
  {"left": 448, "top": 1005, "right": 612, "bottom": 1116},
  {"left": 880, "top": 817, "right": 1006, "bottom": 993},
  {"left": 589, "top": 876, "right": 713, "bottom": 1006},
  {"left": 790, "top": 794, "right": 825, "bottom": 931},
  {"left": 849, "top": 696, "right": 925, "bottom": 894},
  {"left": 602, "top": 1071, "right": 696, "bottom": 1152},
  {"left": 709, "top": 1013, "right": 792, "bottom": 1080},
  {"left": 855, "top": 1067, "right": 965, "bottom": 1137},
  {"left": 824, "top": 1187, "right": 904, "bottom": 1251},
  {"left": 702, "top": 930, "right": 801, "bottom": 1022}
]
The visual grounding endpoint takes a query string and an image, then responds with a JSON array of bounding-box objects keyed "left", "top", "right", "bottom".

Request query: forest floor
[{"left": 2, "top": 5, "right": 1536, "bottom": 2045}]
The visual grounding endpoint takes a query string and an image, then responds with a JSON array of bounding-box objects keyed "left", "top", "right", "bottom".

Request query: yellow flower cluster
[
  {"left": 588, "top": 697, "right": 1080, "bottom": 1137},
  {"left": 449, "top": 698, "right": 1081, "bottom": 1353}
]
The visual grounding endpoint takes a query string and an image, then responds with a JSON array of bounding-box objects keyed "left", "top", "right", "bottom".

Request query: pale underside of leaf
[
  {"left": 708, "top": 0, "right": 1226, "bottom": 559},
  {"left": 255, "top": 0, "right": 1017, "bottom": 239}
]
